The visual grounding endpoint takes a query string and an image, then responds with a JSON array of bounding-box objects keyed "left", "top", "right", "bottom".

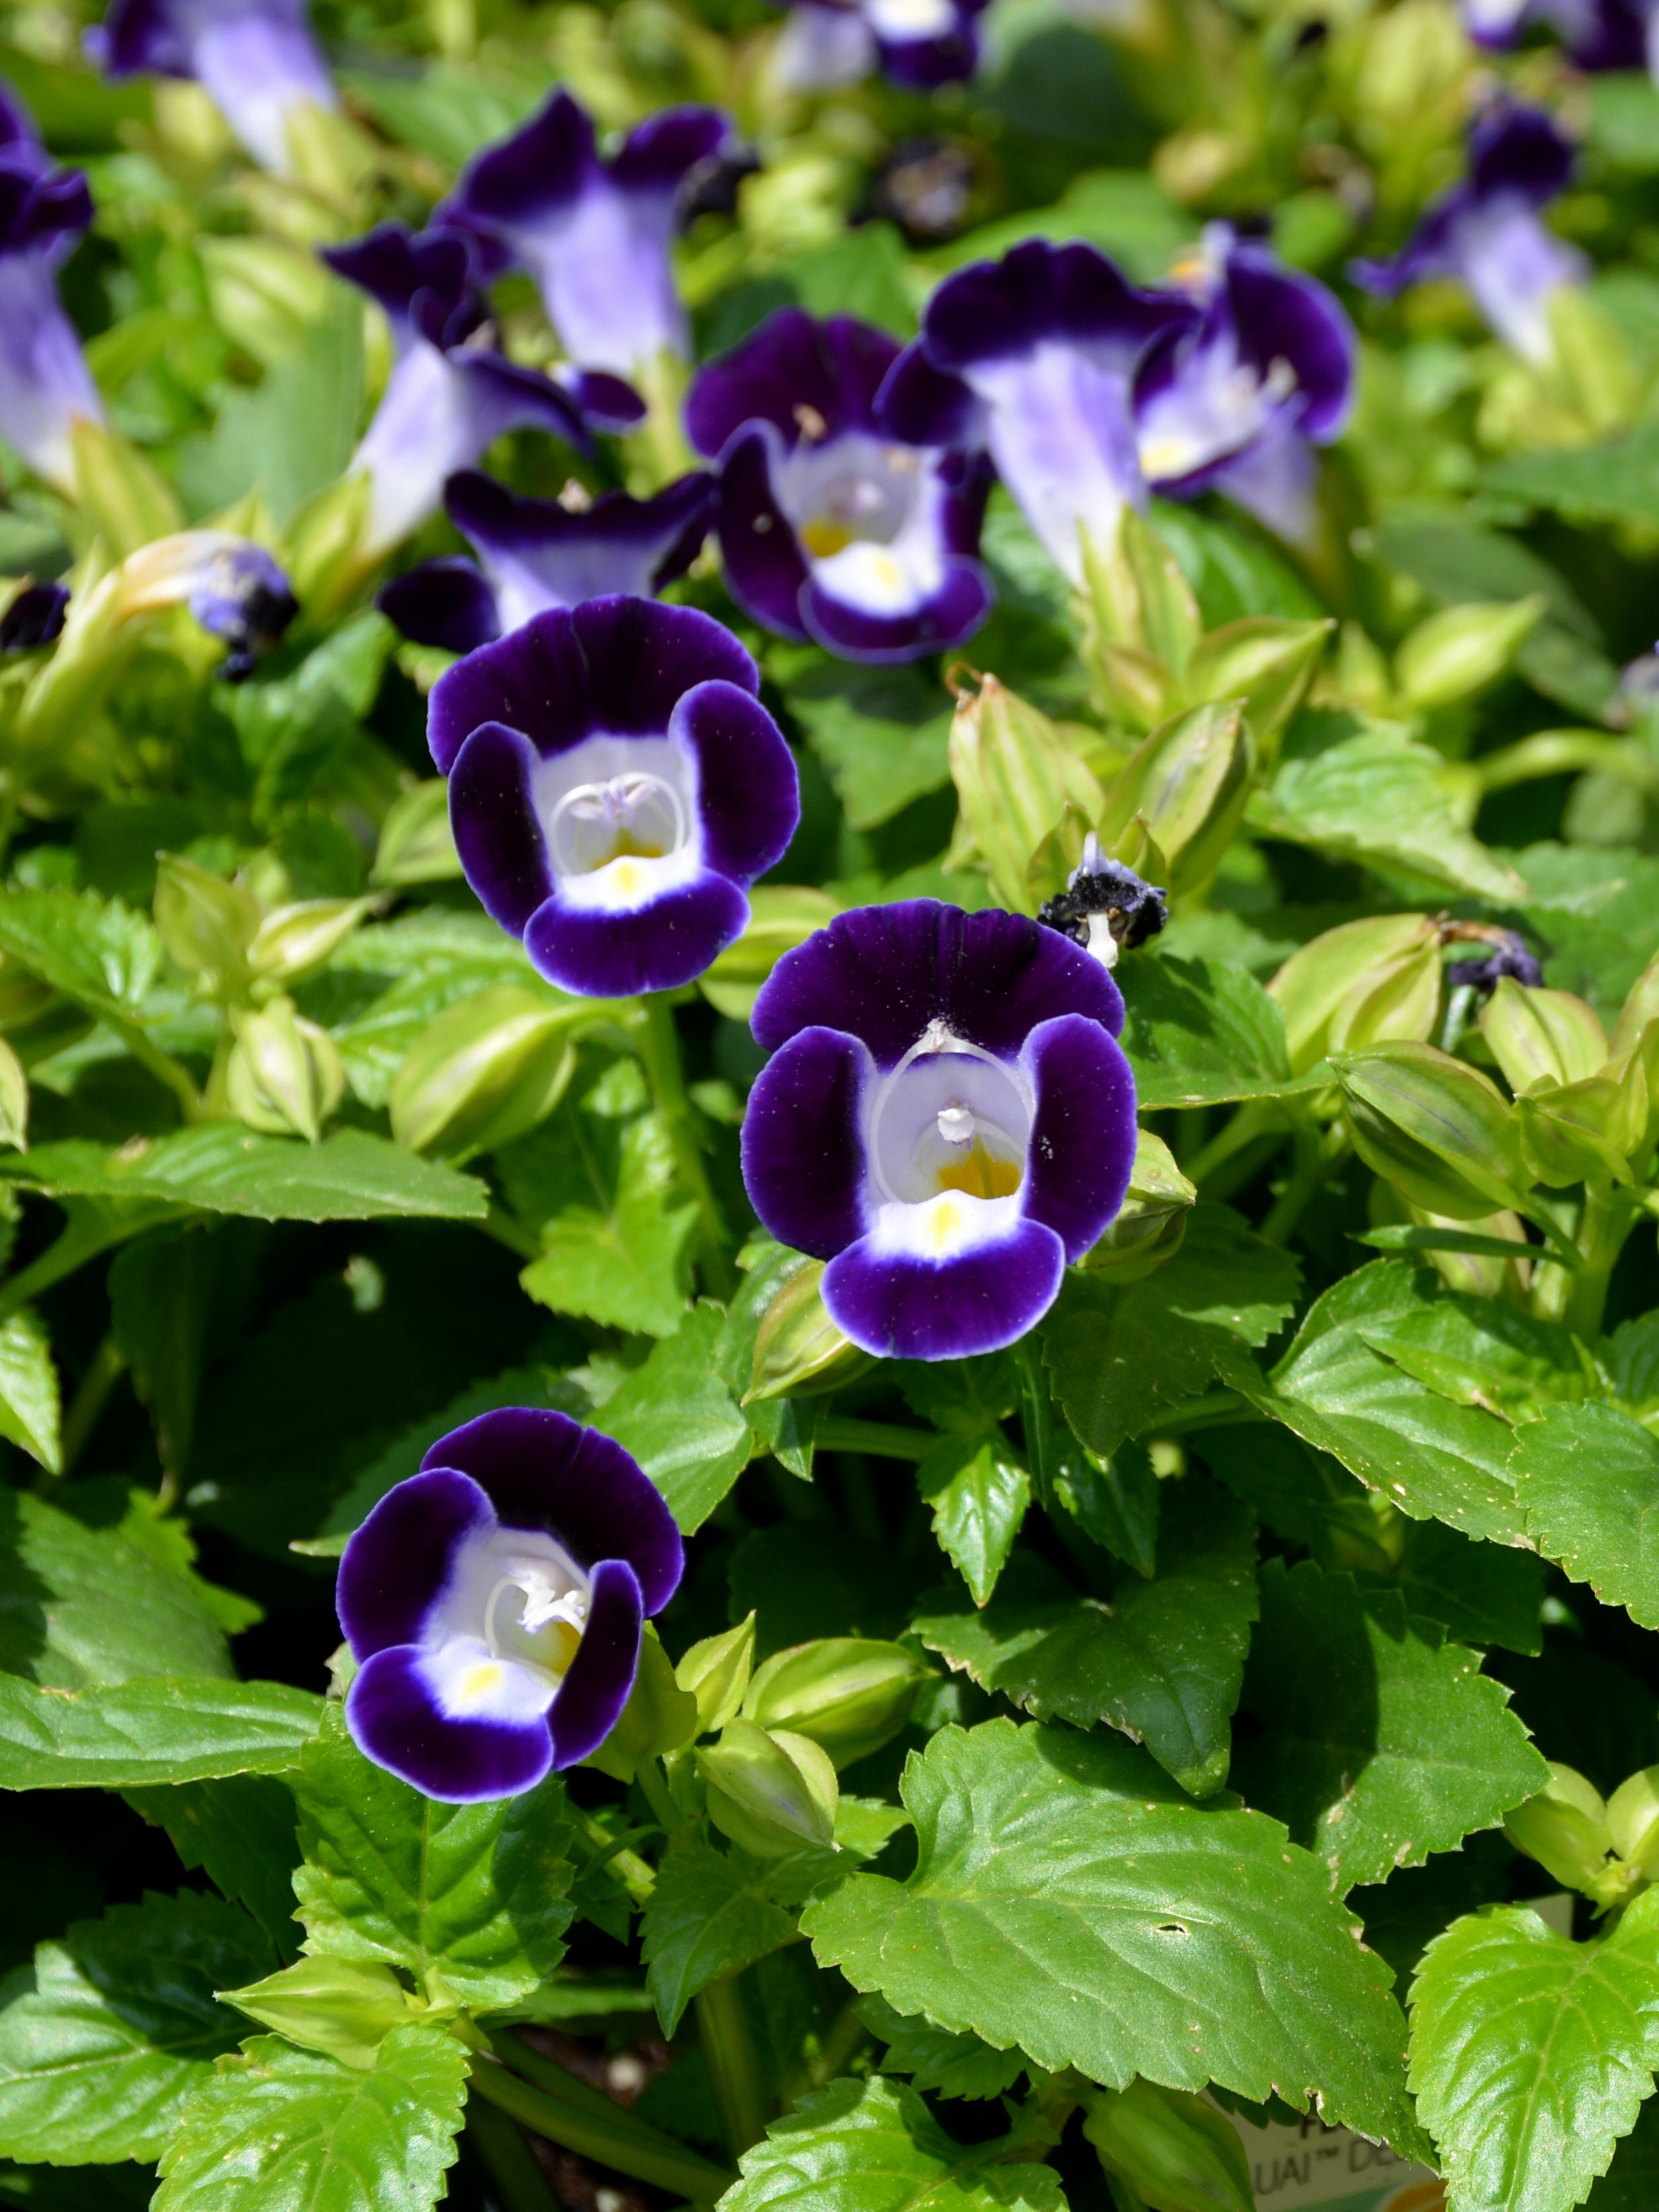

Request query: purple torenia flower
[
  {"left": 431, "top": 596, "right": 799, "bottom": 997},
  {"left": 879, "top": 242, "right": 1199, "bottom": 590},
  {"left": 1460, "top": 0, "right": 1648, "bottom": 71},
  {"left": 90, "top": 0, "right": 337, "bottom": 173},
  {"left": 337, "top": 1408, "right": 683, "bottom": 1802},
  {"left": 687, "top": 308, "right": 993, "bottom": 664},
  {"left": 1351, "top": 103, "right": 1584, "bottom": 367},
  {"left": 0, "top": 581, "right": 67, "bottom": 651},
  {"left": 1131, "top": 228, "right": 1355, "bottom": 549},
  {"left": 322, "top": 224, "right": 609, "bottom": 562},
  {"left": 0, "top": 81, "right": 104, "bottom": 496},
  {"left": 771, "top": 0, "right": 989, "bottom": 89},
  {"left": 119, "top": 530, "right": 297, "bottom": 675},
  {"left": 377, "top": 468, "right": 716, "bottom": 654},
  {"left": 438, "top": 91, "right": 729, "bottom": 380},
  {"left": 742, "top": 901, "right": 1137, "bottom": 1360}
]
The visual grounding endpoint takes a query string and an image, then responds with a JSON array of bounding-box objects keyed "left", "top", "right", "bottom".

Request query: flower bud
[
  {"left": 948, "top": 673, "right": 1105, "bottom": 914},
  {"left": 1607, "top": 1765, "right": 1659, "bottom": 1880},
  {"left": 701, "top": 886, "right": 842, "bottom": 1023},
  {"left": 1546, "top": 288, "right": 1643, "bottom": 437},
  {"left": 1096, "top": 700, "right": 1253, "bottom": 898},
  {"left": 389, "top": 987, "right": 580, "bottom": 1159},
  {"left": 744, "top": 1257, "right": 870, "bottom": 1402},
  {"left": 0, "top": 1036, "right": 28, "bottom": 1153},
  {"left": 1183, "top": 617, "right": 1333, "bottom": 748},
  {"left": 1334, "top": 1041, "right": 1534, "bottom": 1220},
  {"left": 1611, "top": 952, "right": 1659, "bottom": 1065},
  {"left": 250, "top": 898, "right": 374, "bottom": 987},
  {"left": 1083, "top": 2080, "right": 1254, "bottom": 2212},
  {"left": 1503, "top": 1763, "right": 1613, "bottom": 1896},
  {"left": 742, "top": 1638, "right": 930, "bottom": 1769},
  {"left": 588, "top": 1626, "right": 701, "bottom": 1785},
  {"left": 1079, "top": 507, "right": 1202, "bottom": 668},
  {"left": 373, "top": 782, "right": 461, "bottom": 889},
  {"left": 1269, "top": 916, "right": 1441, "bottom": 1077},
  {"left": 1479, "top": 979, "right": 1607, "bottom": 1095},
  {"left": 226, "top": 996, "right": 345, "bottom": 1143},
  {"left": 154, "top": 854, "right": 261, "bottom": 996},
  {"left": 199, "top": 238, "right": 333, "bottom": 371},
  {"left": 283, "top": 471, "right": 375, "bottom": 615},
  {"left": 697, "top": 1717, "right": 839, "bottom": 1855},
  {"left": 676, "top": 1613, "right": 756, "bottom": 1737},
  {"left": 1086, "top": 639, "right": 1184, "bottom": 735},
  {"left": 1516, "top": 1060, "right": 1647, "bottom": 1190},
  {"left": 220, "top": 1958, "right": 417, "bottom": 2070},
  {"left": 1393, "top": 597, "right": 1545, "bottom": 714},
  {"left": 67, "top": 418, "right": 184, "bottom": 561},
  {"left": 1080, "top": 1128, "right": 1195, "bottom": 1280}
]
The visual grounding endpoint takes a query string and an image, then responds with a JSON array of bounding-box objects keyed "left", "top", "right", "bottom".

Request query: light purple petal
[
  {"left": 337, "top": 1466, "right": 495, "bottom": 1659},
  {"left": 801, "top": 556, "right": 992, "bottom": 664},
  {"left": 740, "top": 1024, "right": 872, "bottom": 1261},
  {"left": 823, "top": 1216, "right": 1066, "bottom": 1359},
  {"left": 346, "top": 1644, "right": 555, "bottom": 1802},
  {"left": 1019, "top": 1014, "right": 1137, "bottom": 1262}
]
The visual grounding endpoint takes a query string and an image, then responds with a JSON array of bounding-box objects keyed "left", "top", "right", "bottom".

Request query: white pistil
[
  {"left": 1085, "top": 913, "right": 1120, "bottom": 970},
  {"left": 937, "top": 1105, "right": 975, "bottom": 1145}
]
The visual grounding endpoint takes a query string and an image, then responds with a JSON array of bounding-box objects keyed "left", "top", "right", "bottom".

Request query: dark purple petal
[
  {"left": 377, "top": 557, "right": 502, "bottom": 653},
  {"left": 0, "top": 161, "right": 93, "bottom": 257},
  {"left": 876, "top": 343, "right": 985, "bottom": 449},
  {"left": 446, "top": 468, "right": 716, "bottom": 611},
  {"left": 918, "top": 240, "right": 1199, "bottom": 376},
  {"left": 448, "top": 719, "right": 555, "bottom": 934},
  {"left": 874, "top": 5, "right": 985, "bottom": 87},
  {"left": 1222, "top": 245, "right": 1355, "bottom": 443},
  {"left": 91, "top": 0, "right": 193, "bottom": 75},
  {"left": 824, "top": 1217, "right": 1066, "bottom": 1359},
  {"left": 0, "top": 580, "right": 67, "bottom": 651},
  {"left": 673, "top": 678, "right": 799, "bottom": 881},
  {"left": 740, "top": 1025, "right": 872, "bottom": 1261},
  {"left": 1020, "top": 1014, "right": 1137, "bottom": 1262},
  {"left": 801, "top": 556, "right": 993, "bottom": 664},
  {"left": 421, "top": 1407, "right": 684, "bottom": 1612},
  {"left": 337, "top": 1467, "right": 494, "bottom": 1660},
  {"left": 447, "top": 350, "right": 592, "bottom": 456},
  {"left": 322, "top": 222, "right": 475, "bottom": 335},
  {"left": 441, "top": 89, "right": 598, "bottom": 241},
  {"left": 1349, "top": 193, "right": 1469, "bottom": 298},
  {"left": 711, "top": 425, "right": 810, "bottom": 641},
  {"left": 686, "top": 307, "right": 901, "bottom": 456},
  {"left": 547, "top": 1558, "right": 645, "bottom": 1769},
  {"left": 428, "top": 596, "right": 758, "bottom": 775},
  {"left": 524, "top": 870, "right": 749, "bottom": 996},
  {"left": 0, "top": 77, "right": 41, "bottom": 163},
  {"left": 1469, "top": 99, "right": 1576, "bottom": 204},
  {"left": 752, "top": 900, "right": 1124, "bottom": 1068},
  {"left": 611, "top": 105, "right": 731, "bottom": 195},
  {"left": 559, "top": 368, "right": 647, "bottom": 431},
  {"left": 346, "top": 1644, "right": 555, "bottom": 1802}
]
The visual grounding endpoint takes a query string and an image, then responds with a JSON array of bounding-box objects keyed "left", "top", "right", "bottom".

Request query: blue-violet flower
[
  {"left": 742, "top": 900, "right": 1138, "bottom": 1360},
  {"left": 430, "top": 596, "right": 800, "bottom": 998},
  {"left": 0, "top": 581, "right": 68, "bottom": 652},
  {"left": 90, "top": 0, "right": 338, "bottom": 173},
  {"left": 770, "top": 0, "right": 989, "bottom": 89},
  {"left": 337, "top": 1408, "right": 683, "bottom": 1801},
  {"left": 119, "top": 530, "right": 297, "bottom": 676},
  {"left": 687, "top": 307, "right": 993, "bottom": 664},
  {"left": 0, "top": 79, "right": 104, "bottom": 496},
  {"left": 377, "top": 467, "right": 716, "bottom": 654}
]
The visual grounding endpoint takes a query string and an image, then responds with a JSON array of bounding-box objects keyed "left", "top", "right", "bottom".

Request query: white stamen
[
  {"left": 937, "top": 1105, "right": 975, "bottom": 1145},
  {"left": 1085, "top": 912, "right": 1120, "bottom": 971}
]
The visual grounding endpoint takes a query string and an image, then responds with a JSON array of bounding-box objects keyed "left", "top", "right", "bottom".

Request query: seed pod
[
  {"left": 389, "top": 987, "right": 579, "bottom": 1159},
  {"left": 226, "top": 996, "right": 344, "bottom": 1142},
  {"left": 0, "top": 1036, "right": 27, "bottom": 1152},
  {"left": 1183, "top": 616, "right": 1333, "bottom": 747},
  {"left": 1083, "top": 2080, "right": 1254, "bottom": 2212},
  {"left": 1097, "top": 699, "right": 1253, "bottom": 897},
  {"left": 1269, "top": 915, "right": 1439, "bottom": 1076},
  {"left": 220, "top": 1958, "right": 416, "bottom": 2070},
  {"left": 1480, "top": 978, "right": 1607, "bottom": 1095},
  {"left": 1079, "top": 1128, "right": 1195, "bottom": 1280},
  {"left": 1393, "top": 596, "right": 1545, "bottom": 713},
  {"left": 745, "top": 1257, "right": 868, "bottom": 1402},
  {"left": 1334, "top": 1041, "right": 1534, "bottom": 1220},
  {"left": 742, "top": 1638, "right": 931, "bottom": 1769},
  {"left": 250, "top": 897, "right": 374, "bottom": 986},
  {"left": 676, "top": 1613, "right": 757, "bottom": 1737},
  {"left": 1516, "top": 1059, "right": 1647, "bottom": 1189},
  {"left": 1087, "top": 638, "right": 1185, "bottom": 735},
  {"left": 154, "top": 853, "right": 260, "bottom": 996},
  {"left": 1503, "top": 1763, "right": 1613, "bottom": 1896},
  {"left": 697, "top": 1717, "right": 839, "bottom": 1855},
  {"left": 948, "top": 674, "right": 1104, "bottom": 913}
]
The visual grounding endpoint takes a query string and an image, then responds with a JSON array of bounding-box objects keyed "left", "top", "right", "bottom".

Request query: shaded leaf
[
  {"left": 1120, "top": 957, "right": 1319, "bottom": 1110},
  {"left": 853, "top": 1997, "right": 1026, "bottom": 2102},
  {"left": 591, "top": 1304, "right": 751, "bottom": 1535},
  {"left": 641, "top": 1841, "right": 797, "bottom": 2037}
]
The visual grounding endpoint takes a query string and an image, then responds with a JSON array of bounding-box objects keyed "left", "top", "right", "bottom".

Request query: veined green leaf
[
  {"left": 853, "top": 1999, "right": 1026, "bottom": 2103},
  {"left": 0, "top": 889, "right": 159, "bottom": 1026},
  {"left": 0, "top": 1312, "right": 59, "bottom": 1474},
  {"left": 917, "top": 1432, "right": 1031, "bottom": 1607},
  {"left": 0, "top": 1677, "right": 322, "bottom": 1791},
  {"left": 1509, "top": 1404, "right": 1659, "bottom": 1630},
  {"left": 1120, "top": 955, "right": 1323, "bottom": 1110},
  {"left": 641, "top": 1841, "right": 798, "bottom": 2036},
  {"left": 122, "top": 1778, "right": 301, "bottom": 1957},
  {"left": 591, "top": 1304, "right": 752, "bottom": 1534}
]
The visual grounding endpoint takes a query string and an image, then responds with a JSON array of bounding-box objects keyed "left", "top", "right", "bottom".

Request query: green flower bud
[
  {"left": 154, "top": 854, "right": 261, "bottom": 997},
  {"left": 948, "top": 673, "right": 1105, "bottom": 914},
  {"left": 283, "top": 471, "right": 375, "bottom": 616},
  {"left": 373, "top": 782, "right": 461, "bottom": 889},
  {"left": 0, "top": 1036, "right": 28, "bottom": 1153},
  {"left": 1086, "top": 639, "right": 1185, "bottom": 736},
  {"left": 198, "top": 237, "right": 333, "bottom": 371},
  {"left": 701, "top": 885, "right": 843, "bottom": 1023},
  {"left": 1269, "top": 916, "right": 1441, "bottom": 1076},
  {"left": 1096, "top": 699, "right": 1253, "bottom": 898},
  {"left": 697, "top": 1717, "right": 839, "bottom": 1855},
  {"left": 67, "top": 418, "right": 185, "bottom": 560},
  {"left": 1080, "top": 1128, "right": 1196, "bottom": 1279},
  {"left": 1515, "top": 1059, "right": 1647, "bottom": 1189},
  {"left": 250, "top": 898, "right": 374, "bottom": 987},
  {"left": 1611, "top": 952, "right": 1659, "bottom": 1065},
  {"left": 1393, "top": 596, "right": 1545, "bottom": 714},
  {"left": 1545, "top": 288, "right": 1643, "bottom": 436},
  {"left": 588, "top": 1624, "right": 701, "bottom": 1784},
  {"left": 676, "top": 1613, "right": 757, "bottom": 1737},
  {"left": 1479, "top": 979, "right": 1607, "bottom": 1095},
  {"left": 1083, "top": 2080, "right": 1254, "bottom": 2212},
  {"left": 226, "top": 996, "right": 345, "bottom": 1143},
  {"left": 1183, "top": 617, "right": 1333, "bottom": 750},
  {"left": 1079, "top": 508, "right": 1202, "bottom": 669},
  {"left": 1607, "top": 1765, "right": 1659, "bottom": 1880},
  {"left": 1503, "top": 1763, "right": 1613, "bottom": 1896},
  {"left": 220, "top": 1958, "right": 418, "bottom": 2070},
  {"left": 1334, "top": 1041, "right": 1534, "bottom": 1221},
  {"left": 389, "top": 987, "right": 580, "bottom": 1159},
  {"left": 742, "top": 1638, "right": 930, "bottom": 1769},
  {"left": 744, "top": 1257, "right": 870, "bottom": 1403}
]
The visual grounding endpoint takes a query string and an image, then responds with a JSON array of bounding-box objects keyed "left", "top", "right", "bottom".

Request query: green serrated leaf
[
  {"left": 917, "top": 1433, "right": 1030, "bottom": 1606},
  {"left": 803, "top": 1718, "right": 1422, "bottom": 2152},
  {"left": 108, "top": 1225, "right": 218, "bottom": 1474},
  {"left": 853, "top": 1998, "right": 1026, "bottom": 2102},
  {"left": 0, "top": 1313, "right": 59, "bottom": 1474},
  {"left": 291, "top": 1706, "right": 574, "bottom": 2012},
  {"left": 912, "top": 1476, "right": 1257, "bottom": 1797},
  {"left": 1235, "top": 1558, "right": 1547, "bottom": 1890},
  {"left": 0, "top": 1677, "right": 322, "bottom": 1791},
  {"left": 641, "top": 1841, "right": 798, "bottom": 2036},
  {"left": 1509, "top": 1403, "right": 1659, "bottom": 1629},
  {"left": 591, "top": 1304, "right": 751, "bottom": 1534},
  {"left": 721, "top": 2075, "right": 1063, "bottom": 2212},
  {"left": 0, "top": 1892, "right": 270, "bottom": 2163},
  {"left": 519, "top": 1106, "right": 697, "bottom": 1337},
  {"left": 122, "top": 1778, "right": 301, "bottom": 1957},
  {"left": 0, "top": 889, "right": 159, "bottom": 1027},
  {"left": 1410, "top": 1891, "right": 1659, "bottom": 2212},
  {"left": 1120, "top": 956, "right": 1320, "bottom": 1110},
  {"left": 785, "top": 664, "right": 954, "bottom": 832},
  {"left": 154, "top": 2024, "right": 467, "bottom": 2212}
]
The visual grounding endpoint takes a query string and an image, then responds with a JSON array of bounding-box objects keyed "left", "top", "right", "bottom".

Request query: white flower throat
[
  {"left": 480, "top": 1551, "right": 591, "bottom": 1692},
  {"left": 432, "top": 1522, "right": 594, "bottom": 1720},
  {"left": 870, "top": 1021, "right": 1031, "bottom": 1208},
  {"left": 533, "top": 732, "right": 699, "bottom": 914},
  {"left": 548, "top": 771, "right": 686, "bottom": 876}
]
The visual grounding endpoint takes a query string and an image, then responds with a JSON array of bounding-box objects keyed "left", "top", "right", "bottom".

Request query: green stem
[
  {"left": 695, "top": 1971, "right": 768, "bottom": 2158},
  {"left": 636, "top": 995, "right": 735, "bottom": 1299},
  {"left": 474, "top": 2039, "right": 735, "bottom": 2201},
  {"left": 1562, "top": 1185, "right": 1635, "bottom": 1340},
  {"left": 0, "top": 1199, "right": 189, "bottom": 1327},
  {"left": 572, "top": 1810, "right": 656, "bottom": 1904},
  {"left": 1183, "top": 1102, "right": 1282, "bottom": 1189},
  {"left": 465, "top": 2095, "right": 560, "bottom": 2212},
  {"left": 1261, "top": 1123, "right": 1349, "bottom": 1247},
  {"left": 481, "top": 1204, "right": 542, "bottom": 1262},
  {"left": 634, "top": 1755, "right": 682, "bottom": 1837},
  {"left": 57, "top": 1331, "right": 127, "bottom": 1477},
  {"left": 111, "top": 1016, "right": 203, "bottom": 1121},
  {"left": 813, "top": 1418, "right": 932, "bottom": 1462}
]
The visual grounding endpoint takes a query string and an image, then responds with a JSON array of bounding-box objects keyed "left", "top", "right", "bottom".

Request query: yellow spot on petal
[
  {"left": 461, "top": 1662, "right": 505, "bottom": 1701},
  {"left": 935, "top": 1144, "right": 1023, "bottom": 1202},
  {"left": 802, "top": 517, "right": 854, "bottom": 558},
  {"left": 929, "top": 1198, "right": 964, "bottom": 1254}
]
